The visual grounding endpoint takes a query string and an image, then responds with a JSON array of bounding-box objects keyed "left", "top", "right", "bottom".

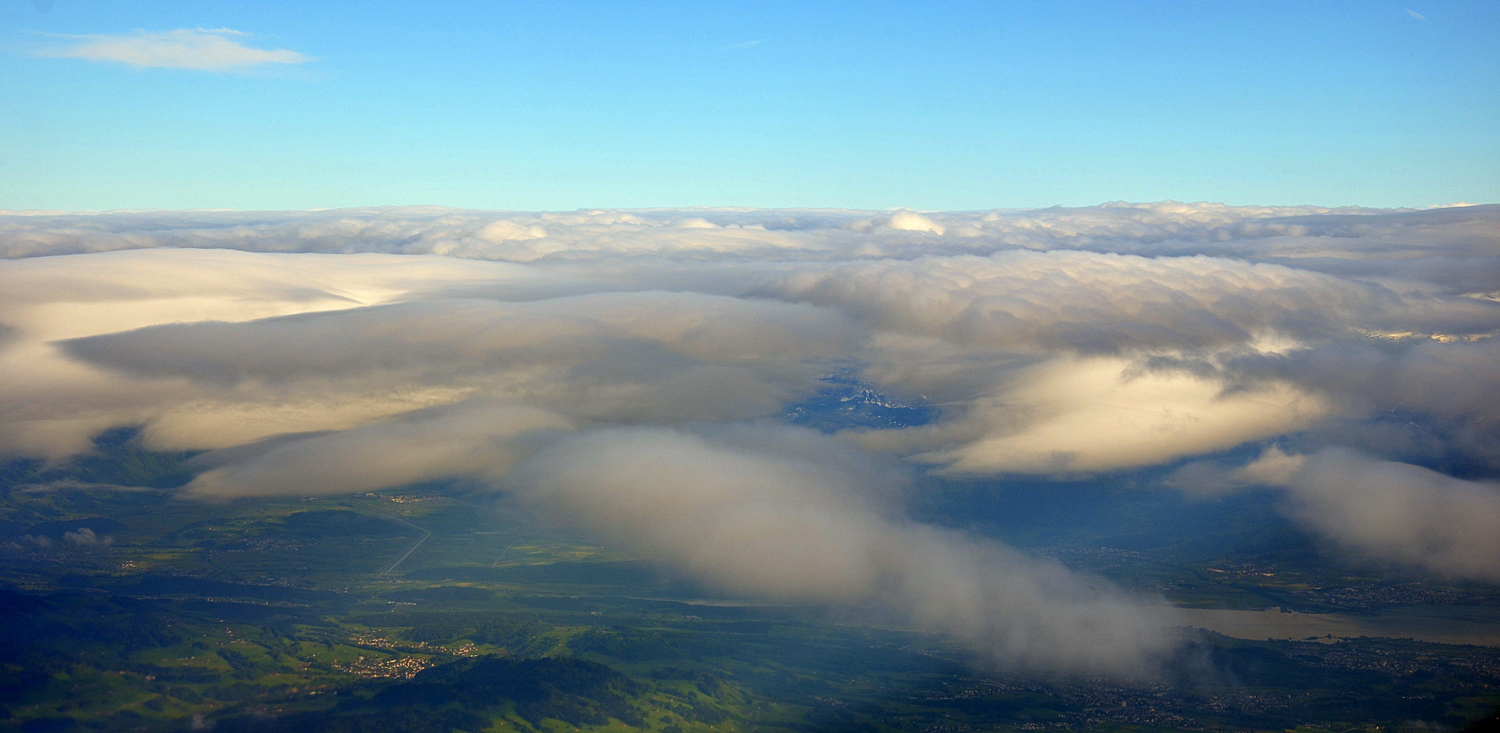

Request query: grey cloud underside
[
  {"left": 61, "top": 294, "right": 849, "bottom": 393},
  {"left": 4, "top": 201, "right": 1499, "bottom": 673}
]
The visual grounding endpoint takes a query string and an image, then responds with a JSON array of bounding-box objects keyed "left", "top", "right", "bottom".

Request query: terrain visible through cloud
[{"left": 2, "top": 201, "right": 1498, "bottom": 676}]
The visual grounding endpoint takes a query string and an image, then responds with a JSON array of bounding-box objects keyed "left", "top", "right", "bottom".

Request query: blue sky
[{"left": 2, "top": 1, "right": 1496, "bottom": 211}]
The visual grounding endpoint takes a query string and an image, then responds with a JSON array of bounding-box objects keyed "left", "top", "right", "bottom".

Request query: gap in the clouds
[
  {"left": 0, "top": 426, "right": 200, "bottom": 496},
  {"left": 779, "top": 366, "right": 937, "bottom": 432},
  {"left": 1315, "top": 410, "right": 1500, "bottom": 482},
  {"left": 897, "top": 443, "right": 1318, "bottom": 610},
  {"left": 904, "top": 442, "right": 1284, "bottom": 549},
  {"left": 902, "top": 444, "right": 1500, "bottom": 614},
  {"left": 911, "top": 474, "right": 1302, "bottom": 554}
]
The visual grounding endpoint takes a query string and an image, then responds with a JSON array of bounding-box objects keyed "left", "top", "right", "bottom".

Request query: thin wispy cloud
[
  {"left": 1405, "top": 8, "right": 1428, "bottom": 21},
  {"left": 721, "top": 39, "right": 763, "bottom": 50},
  {"left": 32, "top": 27, "right": 312, "bottom": 71}
]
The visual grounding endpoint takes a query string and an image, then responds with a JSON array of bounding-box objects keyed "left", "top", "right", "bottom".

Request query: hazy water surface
[{"left": 1177, "top": 606, "right": 1500, "bottom": 646}]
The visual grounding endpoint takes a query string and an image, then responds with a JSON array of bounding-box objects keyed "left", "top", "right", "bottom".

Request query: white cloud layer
[
  {"left": 32, "top": 28, "right": 311, "bottom": 71},
  {"left": 2, "top": 201, "right": 1499, "bottom": 673}
]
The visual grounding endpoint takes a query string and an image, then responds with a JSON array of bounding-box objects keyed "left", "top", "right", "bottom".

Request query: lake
[{"left": 1174, "top": 605, "right": 1500, "bottom": 646}]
